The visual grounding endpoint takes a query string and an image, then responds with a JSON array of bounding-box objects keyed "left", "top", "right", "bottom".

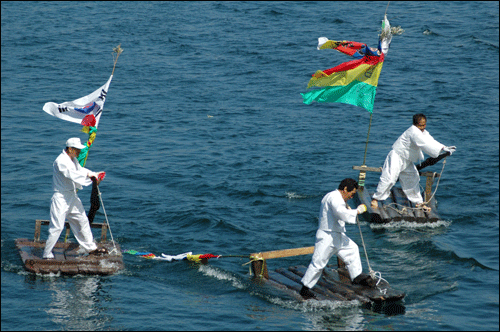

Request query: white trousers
[
  {"left": 372, "top": 150, "right": 423, "bottom": 204},
  {"left": 43, "top": 191, "right": 97, "bottom": 258},
  {"left": 301, "top": 229, "right": 362, "bottom": 289}
]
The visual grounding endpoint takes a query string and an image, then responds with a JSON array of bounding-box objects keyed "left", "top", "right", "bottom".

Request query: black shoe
[
  {"left": 299, "top": 285, "right": 316, "bottom": 300},
  {"left": 89, "top": 247, "right": 108, "bottom": 256},
  {"left": 352, "top": 273, "right": 377, "bottom": 288}
]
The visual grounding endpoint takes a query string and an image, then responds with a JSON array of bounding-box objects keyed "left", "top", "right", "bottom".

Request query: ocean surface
[{"left": 2, "top": 1, "right": 498, "bottom": 331}]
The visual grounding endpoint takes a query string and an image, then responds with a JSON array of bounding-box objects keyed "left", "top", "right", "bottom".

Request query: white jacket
[
  {"left": 318, "top": 189, "right": 358, "bottom": 233},
  {"left": 53, "top": 149, "right": 92, "bottom": 193},
  {"left": 392, "top": 125, "right": 444, "bottom": 163}
]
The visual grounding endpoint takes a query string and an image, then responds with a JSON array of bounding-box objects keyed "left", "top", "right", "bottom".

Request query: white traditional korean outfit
[
  {"left": 301, "top": 189, "right": 362, "bottom": 289},
  {"left": 372, "top": 125, "right": 445, "bottom": 204},
  {"left": 43, "top": 150, "right": 97, "bottom": 258}
]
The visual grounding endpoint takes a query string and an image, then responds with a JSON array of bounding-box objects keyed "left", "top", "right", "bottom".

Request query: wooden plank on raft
[
  {"left": 353, "top": 165, "right": 444, "bottom": 223},
  {"left": 356, "top": 187, "right": 391, "bottom": 223},
  {"left": 276, "top": 267, "right": 347, "bottom": 301},
  {"left": 15, "top": 238, "right": 124, "bottom": 275},
  {"left": 251, "top": 246, "right": 315, "bottom": 260},
  {"left": 384, "top": 190, "right": 403, "bottom": 221},
  {"left": 266, "top": 270, "right": 327, "bottom": 301},
  {"left": 424, "top": 173, "right": 435, "bottom": 202},
  {"left": 250, "top": 246, "right": 315, "bottom": 279},
  {"left": 353, "top": 165, "right": 383, "bottom": 173},
  {"left": 290, "top": 265, "right": 371, "bottom": 303},
  {"left": 391, "top": 187, "right": 415, "bottom": 220},
  {"left": 392, "top": 187, "right": 440, "bottom": 222},
  {"left": 262, "top": 276, "right": 306, "bottom": 302}
]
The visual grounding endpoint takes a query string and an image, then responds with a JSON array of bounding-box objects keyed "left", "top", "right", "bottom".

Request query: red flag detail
[
  {"left": 81, "top": 114, "right": 96, "bottom": 127},
  {"left": 199, "top": 254, "right": 219, "bottom": 259}
]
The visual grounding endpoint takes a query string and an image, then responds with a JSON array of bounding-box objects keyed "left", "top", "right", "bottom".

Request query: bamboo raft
[
  {"left": 15, "top": 219, "right": 124, "bottom": 275},
  {"left": 249, "top": 247, "right": 405, "bottom": 306},
  {"left": 353, "top": 165, "right": 442, "bottom": 223}
]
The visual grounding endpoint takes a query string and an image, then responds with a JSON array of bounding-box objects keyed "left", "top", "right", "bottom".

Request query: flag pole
[
  {"left": 81, "top": 44, "right": 123, "bottom": 168},
  {"left": 362, "top": 112, "right": 373, "bottom": 166},
  {"left": 358, "top": 112, "right": 373, "bottom": 188},
  {"left": 111, "top": 44, "right": 123, "bottom": 76},
  {"left": 359, "top": 3, "right": 390, "bottom": 186}
]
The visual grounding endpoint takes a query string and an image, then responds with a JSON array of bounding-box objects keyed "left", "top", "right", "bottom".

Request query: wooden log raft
[
  {"left": 15, "top": 219, "right": 124, "bottom": 275},
  {"left": 353, "top": 165, "right": 443, "bottom": 223},
  {"left": 249, "top": 247, "right": 405, "bottom": 304}
]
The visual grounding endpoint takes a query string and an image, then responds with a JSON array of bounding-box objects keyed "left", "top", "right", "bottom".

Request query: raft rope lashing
[
  {"left": 421, "top": 157, "right": 447, "bottom": 206},
  {"left": 96, "top": 185, "right": 118, "bottom": 255},
  {"left": 356, "top": 214, "right": 387, "bottom": 293},
  {"left": 243, "top": 255, "right": 266, "bottom": 277},
  {"left": 384, "top": 156, "right": 447, "bottom": 214}
]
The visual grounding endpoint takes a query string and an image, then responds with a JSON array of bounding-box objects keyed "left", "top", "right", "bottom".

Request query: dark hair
[
  {"left": 413, "top": 113, "right": 427, "bottom": 125},
  {"left": 338, "top": 178, "right": 358, "bottom": 191}
]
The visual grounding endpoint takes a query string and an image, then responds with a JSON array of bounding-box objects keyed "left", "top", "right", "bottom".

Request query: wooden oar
[{"left": 251, "top": 246, "right": 314, "bottom": 260}]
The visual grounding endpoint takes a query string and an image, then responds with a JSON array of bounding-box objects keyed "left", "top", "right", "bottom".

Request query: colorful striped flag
[
  {"left": 301, "top": 40, "right": 384, "bottom": 113},
  {"left": 302, "top": 16, "right": 393, "bottom": 113}
]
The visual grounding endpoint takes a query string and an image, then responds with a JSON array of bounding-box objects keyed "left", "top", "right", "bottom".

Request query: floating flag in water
[{"left": 123, "top": 250, "right": 221, "bottom": 262}]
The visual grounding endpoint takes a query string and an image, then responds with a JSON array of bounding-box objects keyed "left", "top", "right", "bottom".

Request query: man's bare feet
[{"left": 371, "top": 199, "right": 378, "bottom": 209}]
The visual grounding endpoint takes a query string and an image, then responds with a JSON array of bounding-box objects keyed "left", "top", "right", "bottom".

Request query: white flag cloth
[
  {"left": 43, "top": 75, "right": 113, "bottom": 128},
  {"left": 380, "top": 15, "right": 392, "bottom": 55},
  {"left": 156, "top": 252, "right": 193, "bottom": 261}
]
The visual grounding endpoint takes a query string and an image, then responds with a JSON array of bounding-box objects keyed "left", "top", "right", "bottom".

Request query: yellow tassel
[{"left": 186, "top": 254, "right": 201, "bottom": 262}]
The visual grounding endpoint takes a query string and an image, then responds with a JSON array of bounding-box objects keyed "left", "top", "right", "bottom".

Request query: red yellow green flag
[{"left": 301, "top": 40, "right": 384, "bottom": 113}]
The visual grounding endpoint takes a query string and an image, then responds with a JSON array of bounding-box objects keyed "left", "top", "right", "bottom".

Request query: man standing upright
[
  {"left": 43, "top": 137, "right": 106, "bottom": 259},
  {"left": 300, "top": 178, "right": 374, "bottom": 300}
]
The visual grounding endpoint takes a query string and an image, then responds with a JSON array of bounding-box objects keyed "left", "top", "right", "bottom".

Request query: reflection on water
[
  {"left": 24, "top": 275, "right": 111, "bottom": 331},
  {"left": 306, "top": 304, "right": 366, "bottom": 331}
]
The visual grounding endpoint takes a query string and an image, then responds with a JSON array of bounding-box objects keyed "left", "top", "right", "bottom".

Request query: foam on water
[
  {"left": 368, "top": 219, "right": 452, "bottom": 230},
  {"left": 35, "top": 271, "right": 62, "bottom": 278},
  {"left": 271, "top": 297, "right": 360, "bottom": 313},
  {"left": 99, "top": 259, "right": 121, "bottom": 269},
  {"left": 285, "top": 192, "right": 308, "bottom": 199},
  {"left": 198, "top": 264, "right": 246, "bottom": 290}
]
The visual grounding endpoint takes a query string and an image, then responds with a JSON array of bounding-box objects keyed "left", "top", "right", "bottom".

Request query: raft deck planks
[
  {"left": 356, "top": 187, "right": 441, "bottom": 223},
  {"left": 250, "top": 248, "right": 405, "bottom": 305},
  {"left": 353, "top": 165, "right": 443, "bottom": 223},
  {"left": 15, "top": 220, "right": 124, "bottom": 275}
]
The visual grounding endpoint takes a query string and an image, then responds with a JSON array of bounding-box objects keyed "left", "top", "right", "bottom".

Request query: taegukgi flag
[{"left": 43, "top": 75, "right": 113, "bottom": 128}]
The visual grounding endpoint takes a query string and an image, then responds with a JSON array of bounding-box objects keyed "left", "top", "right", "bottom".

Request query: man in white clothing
[
  {"left": 371, "top": 114, "right": 455, "bottom": 212},
  {"left": 43, "top": 137, "right": 106, "bottom": 259},
  {"left": 300, "top": 178, "right": 374, "bottom": 300}
]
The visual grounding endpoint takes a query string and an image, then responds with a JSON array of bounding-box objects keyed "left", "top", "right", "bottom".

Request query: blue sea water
[{"left": 1, "top": 1, "right": 498, "bottom": 330}]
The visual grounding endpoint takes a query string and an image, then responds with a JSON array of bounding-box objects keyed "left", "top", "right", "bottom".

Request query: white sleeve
[
  {"left": 332, "top": 197, "right": 358, "bottom": 225},
  {"left": 57, "top": 159, "right": 92, "bottom": 187},
  {"left": 413, "top": 130, "right": 445, "bottom": 158}
]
